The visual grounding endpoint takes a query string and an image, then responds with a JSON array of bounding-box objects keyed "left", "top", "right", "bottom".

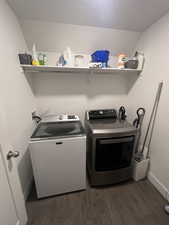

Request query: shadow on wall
[
  {"left": 18, "top": 147, "right": 33, "bottom": 199},
  {"left": 24, "top": 72, "right": 138, "bottom": 119},
  {"left": 27, "top": 72, "right": 138, "bottom": 96},
  {"left": 25, "top": 73, "right": 35, "bottom": 96}
]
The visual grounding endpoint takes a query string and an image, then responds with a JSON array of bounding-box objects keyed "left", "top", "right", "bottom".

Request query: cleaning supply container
[
  {"left": 133, "top": 145, "right": 150, "bottom": 181},
  {"left": 91, "top": 50, "right": 109, "bottom": 67},
  {"left": 117, "top": 53, "right": 127, "bottom": 69},
  {"left": 133, "top": 158, "right": 150, "bottom": 181}
]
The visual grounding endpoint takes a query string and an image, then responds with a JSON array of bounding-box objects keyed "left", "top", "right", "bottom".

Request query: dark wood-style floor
[{"left": 27, "top": 180, "right": 169, "bottom": 225}]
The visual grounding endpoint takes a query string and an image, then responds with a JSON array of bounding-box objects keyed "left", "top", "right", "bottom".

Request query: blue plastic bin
[{"left": 91, "top": 50, "right": 110, "bottom": 66}]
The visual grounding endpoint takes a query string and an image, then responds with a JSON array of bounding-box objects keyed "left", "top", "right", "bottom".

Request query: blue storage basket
[{"left": 91, "top": 50, "right": 110, "bottom": 63}]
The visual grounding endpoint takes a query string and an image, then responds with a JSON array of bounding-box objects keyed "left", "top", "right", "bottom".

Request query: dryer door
[{"left": 95, "top": 136, "right": 135, "bottom": 171}]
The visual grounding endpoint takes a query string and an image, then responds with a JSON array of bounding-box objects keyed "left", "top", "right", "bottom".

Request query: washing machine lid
[
  {"left": 31, "top": 121, "right": 85, "bottom": 140},
  {"left": 85, "top": 119, "right": 137, "bottom": 135}
]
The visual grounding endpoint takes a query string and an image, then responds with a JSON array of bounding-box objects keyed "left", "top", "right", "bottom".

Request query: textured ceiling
[{"left": 8, "top": 0, "right": 169, "bottom": 31}]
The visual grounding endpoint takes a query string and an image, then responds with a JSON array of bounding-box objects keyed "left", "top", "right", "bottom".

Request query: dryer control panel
[{"left": 87, "top": 109, "right": 117, "bottom": 120}]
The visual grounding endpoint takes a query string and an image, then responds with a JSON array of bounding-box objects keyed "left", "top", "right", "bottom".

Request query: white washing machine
[{"left": 29, "top": 115, "right": 86, "bottom": 198}]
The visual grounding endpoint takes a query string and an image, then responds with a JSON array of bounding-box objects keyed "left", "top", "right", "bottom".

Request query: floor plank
[{"left": 26, "top": 180, "right": 169, "bottom": 225}]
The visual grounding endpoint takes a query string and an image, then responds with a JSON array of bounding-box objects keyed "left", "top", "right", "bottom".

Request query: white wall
[
  {"left": 127, "top": 12, "right": 169, "bottom": 199},
  {"left": 20, "top": 20, "right": 140, "bottom": 118},
  {"left": 31, "top": 72, "right": 137, "bottom": 120},
  {"left": 21, "top": 20, "right": 140, "bottom": 55},
  {"left": 0, "top": 0, "right": 36, "bottom": 198}
]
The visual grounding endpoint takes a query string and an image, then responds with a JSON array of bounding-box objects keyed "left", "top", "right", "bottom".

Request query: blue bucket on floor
[{"left": 91, "top": 50, "right": 110, "bottom": 66}]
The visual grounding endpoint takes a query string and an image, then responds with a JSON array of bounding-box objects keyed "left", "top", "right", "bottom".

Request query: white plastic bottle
[
  {"left": 64, "top": 47, "right": 74, "bottom": 67},
  {"left": 32, "top": 44, "right": 39, "bottom": 66}
]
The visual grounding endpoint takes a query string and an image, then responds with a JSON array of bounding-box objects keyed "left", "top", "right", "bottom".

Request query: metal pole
[
  {"left": 141, "top": 82, "right": 163, "bottom": 155},
  {"left": 147, "top": 82, "right": 163, "bottom": 157}
]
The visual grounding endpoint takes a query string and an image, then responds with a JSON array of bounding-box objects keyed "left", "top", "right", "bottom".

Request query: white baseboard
[{"left": 148, "top": 171, "right": 169, "bottom": 202}]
